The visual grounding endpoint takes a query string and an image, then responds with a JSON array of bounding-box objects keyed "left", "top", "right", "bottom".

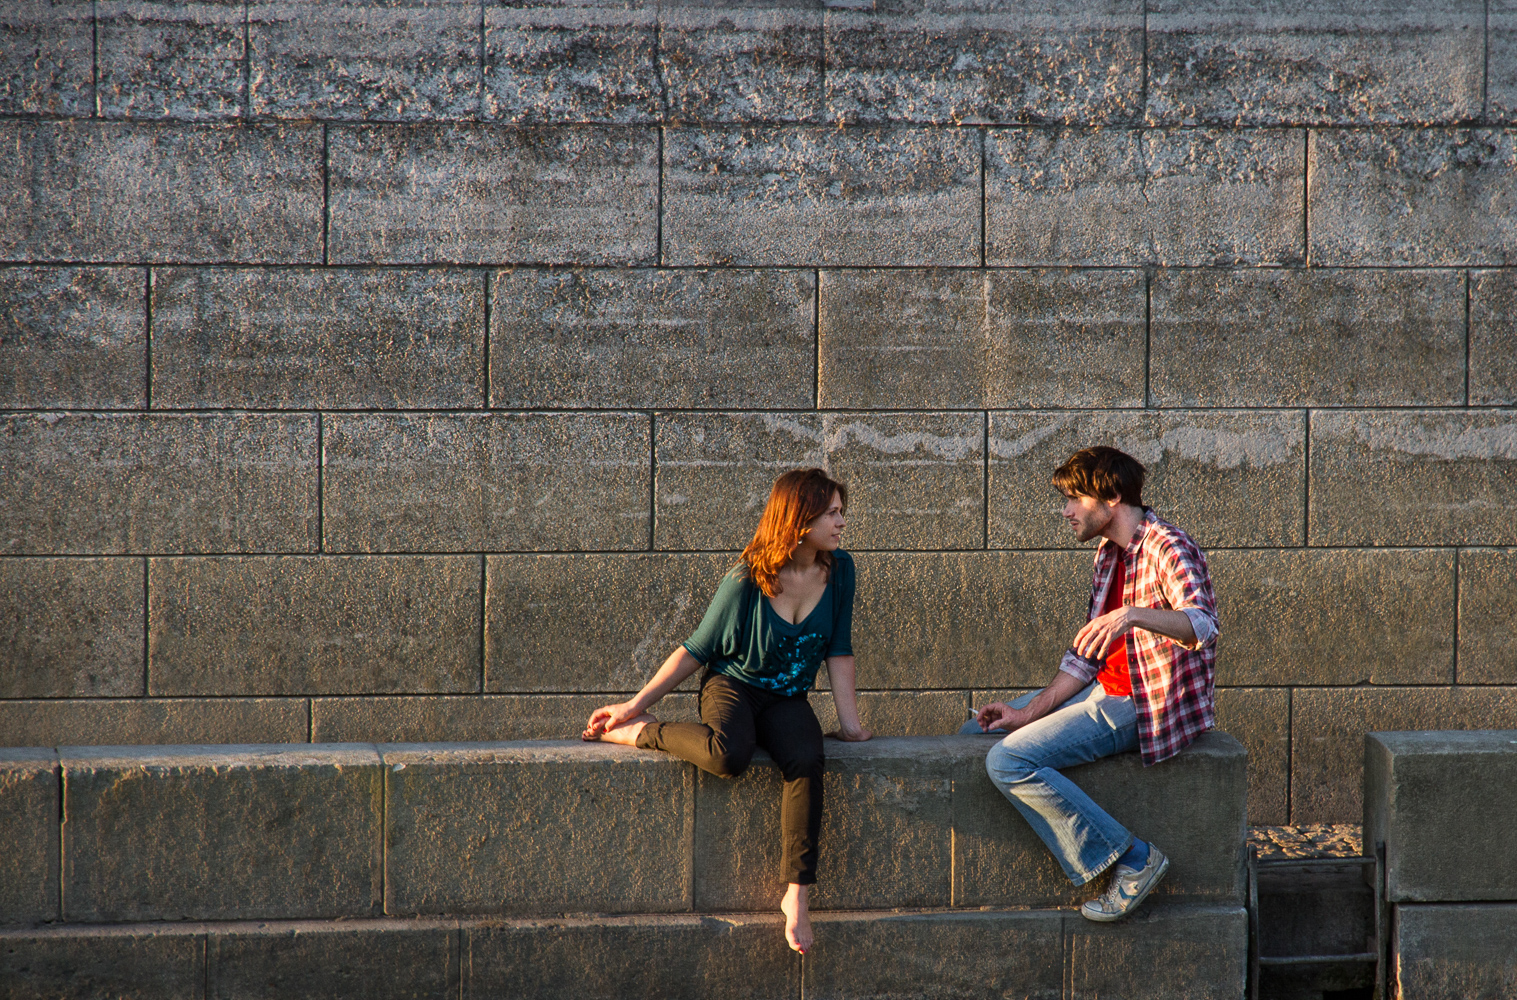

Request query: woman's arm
[
  {"left": 583, "top": 646, "right": 703, "bottom": 737},
  {"left": 824, "top": 655, "right": 871, "bottom": 742}
]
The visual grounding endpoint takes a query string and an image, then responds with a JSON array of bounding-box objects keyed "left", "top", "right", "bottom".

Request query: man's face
[{"left": 1061, "top": 492, "right": 1116, "bottom": 543}]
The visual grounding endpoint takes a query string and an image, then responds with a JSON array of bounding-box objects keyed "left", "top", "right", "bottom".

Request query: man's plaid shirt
[{"left": 1058, "top": 508, "right": 1219, "bottom": 766}]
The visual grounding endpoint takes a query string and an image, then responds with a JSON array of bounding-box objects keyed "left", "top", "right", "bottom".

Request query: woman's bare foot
[
  {"left": 587, "top": 713, "right": 657, "bottom": 746},
  {"left": 781, "top": 882, "right": 813, "bottom": 954}
]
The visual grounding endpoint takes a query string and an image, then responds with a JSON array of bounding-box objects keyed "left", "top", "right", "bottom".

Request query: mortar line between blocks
[
  {"left": 1143, "top": 271, "right": 1152, "bottom": 407},
  {"left": 479, "top": 556, "right": 488, "bottom": 693},
  {"left": 241, "top": 0, "right": 251, "bottom": 119},
  {"left": 481, "top": 270, "right": 492, "bottom": 408},
  {"left": 812, "top": 270, "right": 821, "bottom": 409},
  {"left": 1452, "top": 547, "right": 1462, "bottom": 685},
  {"left": 317, "top": 412, "right": 324, "bottom": 552},
  {"left": 981, "top": 410, "right": 989, "bottom": 549},
  {"left": 141, "top": 557, "right": 150, "bottom": 697},
  {"left": 1139, "top": 0, "right": 1148, "bottom": 121},
  {"left": 143, "top": 268, "right": 153, "bottom": 409},
  {"left": 321, "top": 124, "right": 330, "bottom": 265},
  {"left": 1302, "top": 409, "right": 1312, "bottom": 545},
  {"left": 1485, "top": 0, "right": 1492, "bottom": 119},
  {"left": 1464, "top": 270, "right": 1472, "bottom": 405},
  {"left": 657, "top": 127, "right": 665, "bottom": 267},
  {"left": 477, "top": 0, "right": 486, "bottom": 114},
  {"left": 1301, "top": 130, "right": 1311, "bottom": 266},
  {"left": 649, "top": 411, "right": 658, "bottom": 551},
  {"left": 201, "top": 930, "right": 210, "bottom": 1000},
  {"left": 979, "top": 128, "right": 987, "bottom": 267},
  {"left": 306, "top": 698, "right": 313, "bottom": 742},
  {"left": 1285, "top": 687, "right": 1294, "bottom": 825},
  {"left": 56, "top": 767, "right": 65, "bottom": 921},
  {"left": 382, "top": 757, "right": 390, "bottom": 916},
  {"left": 90, "top": 0, "right": 99, "bottom": 117}
]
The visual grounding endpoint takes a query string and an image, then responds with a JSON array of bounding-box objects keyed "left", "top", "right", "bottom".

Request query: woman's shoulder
[{"left": 830, "top": 549, "right": 855, "bottom": 581}]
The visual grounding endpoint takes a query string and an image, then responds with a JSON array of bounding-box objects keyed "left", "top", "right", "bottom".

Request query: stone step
[
  {"left": 1, "top": 732, "right": 1245, "bottom": 925},
  {"left": 0, "top": 903, "right": 1248, "bottom": 1000}
]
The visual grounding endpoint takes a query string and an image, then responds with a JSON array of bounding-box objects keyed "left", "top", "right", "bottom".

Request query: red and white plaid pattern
[{"left": 1058, "top": 509, "right": 1219, "bottom": 766}]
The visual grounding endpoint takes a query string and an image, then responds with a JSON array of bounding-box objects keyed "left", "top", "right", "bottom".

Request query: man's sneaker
[{"left": 1080, "top": 845, "right": 1169, "bottom": 922}]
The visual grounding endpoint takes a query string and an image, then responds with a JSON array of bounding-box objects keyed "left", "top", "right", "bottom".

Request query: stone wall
[{"left": 2, "top": 0, "right": 1515, "bottom": 824}]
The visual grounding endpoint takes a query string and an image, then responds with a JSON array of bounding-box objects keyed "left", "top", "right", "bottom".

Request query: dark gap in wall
[
  {"left": 306, "top": 698, "right": 313, "bottom": 742},
  {"left": 241, "top": 0, "right": 252, "bottom": 118},
  {"left": 478, "top": 556, "right": 487, "bottom": 693},
  {"left": 1285, "top": 687, "right": 1294, "bottom": 826},
  {"left": 1301, "top": 131, "right": 1312, "bottom": 265},
  {"left": 978, "top": 128, "right": 987, "bottom": 267},
  {"left": 1139, "top": 0, "right": 1148, "bottom": 120},
  {"left": 477, "top": 0, "right": 486, "bottom": 113},
  {"left": 381, "top": 756, "right": 390, "bottom": 915},
  {"left": 1485, "top": 0, "right": 1493, "bottom": 119},
  {"left": 1143, "top": 270, "right": 1152, "bottom": 407},
  {"left": 656, "top": 127, "right": 665, "bottom": 267},
  {"left": 141, "top": 556, "right": 149, "bottom": 697},
  {"left": 143, "top": 268, "right": 153, "bottom": 409},
  {"left": 648, "top": 410, "right": 658, "bottom": 552},
  {"left": 321, "top": 125, "right": 331, "bottom": 265},
  {"left": 1464, "top": 270, "right": 1472, "bottom": 404},
  {"left": 316, "top": 412, "right": 324, "bottom": 553},
  {"left": 1302, "top": 409, "right": 1312, "bottom": 545},
  {"left": 202, "top": 935, "right": 211, "bottom": 1000},
  {"left": 481, "top": 269, "right": 492, "bottom": 408},
  {"left": 57, "top": 768, "right": 66, "bottom": 919},
  {"left": 90, "top": 0, "right": 99, "bottom": 117},
  {"left": 981, "top": 410, "right": 989, "bottom": 549},
  {"left": 1452, "top": 547, "right": 1462, "bottom": 685},
  {"left": 812, "top": 270, "right": 821, "bottom": 409}
]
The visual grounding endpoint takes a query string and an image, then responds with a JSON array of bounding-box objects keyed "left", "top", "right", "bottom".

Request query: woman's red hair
[{"left": 740, "top": 468, "right": 848, "bottom": 598}]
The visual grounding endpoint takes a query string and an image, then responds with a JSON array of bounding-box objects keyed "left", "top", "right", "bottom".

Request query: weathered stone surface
[
  {"left": 1309, "top": 409, "right": 1517, "bottom": 546},
  {"left": 0, "top": 0, "right": 93, "bottom": 116},
  {"left": 1393, "top": 904, "right": 1517, "bottom": 999},
  {"left": 803, "top": 909, "right": 1064, "bottom": 1000},
  {"left": 97, "top": 0, "right": 246, "bottom": 120},
  {"left": 1292, "top": 687, "right": 1517, "bottom": 822},
  {"left": 1144, "top": 128, "right": 1305, "bottom": 265},
  {"left": 853, "top": 551, "right": 1089, "bottom": 690},
  {"left": 484, "top": 0, "right": 660, "bottom": 123},
  {"left": 0, "top": 929, "right": 202, "bottom": 998},
  {"left": 152, "top": 267, "right": 486, "bottom": 409},
  {"left": 1310, "top": 129, "right": 1517, "bottom": 266},
  {"left": 323, "top": 412, "right": 649, "bottom": 552},
  {"left": 985, "top": 127, "right": 1146, "bottom": 265},
  {"left": 0, "top": 122, "right": 324, "bottom": 264},
  {"left": 485, "top": 553, "right": 730, "bottom": 692},
  {"left": 1068, "top": 903, "right": 1248, "bottom": 999},
  {"left": 1214, "top": 687, "right": 1289, "bottom": 826},
  {"left": 0, "top": 749, "right": 59, "bottom": 925},
  {"left": 312, "top": 693, "right": 701, "bottom": 742},
  {"left": 1146, "top": 0, "right": 1485, "bottom": 126},
  {"left": 1458, "top": 549, "right": 1517, "bottom": 684},
  {"left": 249, "top": 0, "right": 480, "bottom": 120},
  {"left": 660, "top": 0, "right": 823, "bottom": 123},
  {"left": 1492, "top": 1, "right": 1517, "bottom": 124},
  {"left": 1365, "top": 731, "right": 1517, "bottom": 902},
  {"left": 61, "top": 744, "right": 384, "bottom": 921},
  {"left": 0, "top": 266, "right": 145, "bottom": 409},
  {"left": 149, "top": 555, "right": 482, "bottom": 696},
  {"left": 1471, "top": 269, "right": 1517, "bottom": 405},
  {"left": 0, "top": 698, "right": 308, "bottom": 747},
  {"left": 655, "top": 411, "right": 984, "bottom": 550},
  {"left": 818, "top": 268, "right": 1145, "bottom": 409},
  {"left": 1150, "top": 268, "right": 1466, "bottom": 406},
  {"left": 810, "top": 690, "right": 971, "bottom": 738},
  {"left": 662, "top": 127, "right": 980, "bottom": 266},
  {"left": 988, "top": 410, "right": 1306, "bottom": 549},
  {"left": 694, "top": 737, "right": 953, "bottom": 911},
  {"left": 210, "top": 922, "right": 460, "bottom": 1000},
  {"left": 490, "top": 268, "right": 815, "bottom": 408},
  {"left": 328, "top": 125, "right": 658, "bottom": 265},
  {"left": 1209, "top": 549, "right": 1455, "bottom": 686},
  {"left": 952, "top": 732, "right": 1247, "bottom": 907},
  {"left": 466, "top": 914, "right": 797, "bottom": 1000},
  {"left": 381, "top": 741, "right": 693, "bottom": 914},
  {"left": 0, "top": 412, "right": 319, "bottom": 554},
  {"left": 0, "top": 557, "right": 144, "bottom": 698},
  {"left": 823, "top": 0, "right": 1142, "bottom": 126}
]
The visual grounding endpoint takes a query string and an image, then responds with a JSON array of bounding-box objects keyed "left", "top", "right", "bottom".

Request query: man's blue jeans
[{"left": 958, "top": 682, "right": 1139, "bottom": 886}]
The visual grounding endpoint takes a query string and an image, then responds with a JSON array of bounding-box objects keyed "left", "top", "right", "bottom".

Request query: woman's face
[{"left": 801, "top": 491, "right": 846, "bottom": 552}]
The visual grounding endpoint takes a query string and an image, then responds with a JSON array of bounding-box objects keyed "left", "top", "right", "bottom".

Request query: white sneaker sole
[{"left": 1080, "top": 853, "right": 1170, "bottom": 923}]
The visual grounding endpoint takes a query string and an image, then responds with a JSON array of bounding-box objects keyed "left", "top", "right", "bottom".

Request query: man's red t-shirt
[{"left": 1096, "top": 557, "right": 1133, "bottom": 697}]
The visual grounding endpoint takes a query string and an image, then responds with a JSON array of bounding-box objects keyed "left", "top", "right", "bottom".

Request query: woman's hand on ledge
[{"left": 826, "top": 724, "right": 873, "bottom": 742}]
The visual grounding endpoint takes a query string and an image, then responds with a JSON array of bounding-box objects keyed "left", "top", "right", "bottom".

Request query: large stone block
[
  {"left": 802, "top": 909, "right": 1064, "bottom": 1000},
  {"left": 810, "top": 690, "right": 971, "bottom": 738},
  {"left": 1458, "top": 548, "right": 1517, "bottom": 684},
  {"left": 1365, "top": 731, "right": 1517, "bottom": 902},
  {"left": 209, "top": 921, "right": 460, "bottom": 1000},
  {"left": 490, "top": 268, "right": 815, "bottom": 409},
  {"left": 660, "top": 0, "right": 823, "bottom": 123},
  {"left": 693, "top": 737, "right": 954, "bottom": 911},
  {"left": 1146, "top": 0, "right": 1484, "bottom": 126},
  {"left": 0, "top": 412, "right": 319, "bottom": 554},
  {"left": 853, "top": 551, "right": 1089, "bottom": 690},
  {"left": 1291, "top": 686, "right": 1517, "bottom": 822},
  {"left": 1309, "top": 409, "right": 1517, "bottom": 545},
  {"left": 0, "top": 266, "right": 146, "bottom": 409},
  {"left": 0, "top": 749, "right": 59, "bottom": 926},
  {"left": 0, "top": 557, "right": 144, "bottom": 698},
  {"left": 654, "top": 412, "right": 984, "bottom": 551},
  {"left": 1209, "top": 548, "right": 1455, "bottom": 686},
  {"left": 1471, "top": 269, "right": 1517, "bottom": 405},
  {"left": 662, "top": 127, "right": 980, "bottom": 266},
  {"left": 323, "top": 412, "right": 650, "bottom": 552},
  {"left": 1393, "top": 904, "right": 1517, "bottom": 999},
  {"left": 1214, "top": 687, "right": 1289, "bottom": 826},
  {"left": 97, "top": 0, "right": 245, "bottom": 120},
  {"left": 0, "top": 697, "right": 308, "bottom": 747},
  {"left": 484, "top": 0, "right": 660, "bottom": 123},
  {"left": 328, "top": 125, "right": 658, "bottom": 265},
  {"left": 0, "top": 122, "right": 323, "bottom": 264},
  {"left": 249, "top": 0, "right": 480, "bottom": 120},
  {"left": 312, "top": 693, "right": 701, "bottom": 743},
  {"left": 0, "top": 928, "right": 203, "bottom": 1000},
  {"left": 149, "top": 555, "right": 482, "bottom": 696},
  {"left": 1067, "top": 903, "right": 1248, "bottom": 1000},
  {"left": 1150, "top": 268, "right": 1466, "bottom": 407},
  {"left": 1493, "top": 1, "right": 1517, "bottom": 124},
  {"left": 151, "top": 267, "right": 486, "bottom": 409},
  {"left": 817, "top": 268, "right": 1145, "bottom": 409},
  {"left": 465, "top": 914, "right": 797, "bottom": 1000},
  {"left": 821, "top": 0, "right": 1142, "bottom": 125},
  {"left": 1310, "top": 129, "right": 1517, "bottom": 266},
  {"left": 0, "top": 0, "right": 93, "bottom": 115},
  {"left": 61, "top": 744, "right": 384, "bottom": 921},
  {"left": 952, "top": 732, "right": 1247, "bottom": 908},
  {"left": 485, "top": 553, "right": 731, "bottom": 692},
  {"left": 381, "top": 741, "right": 693, "bottom": 915},
  {"left": 988, "top": 409, "right": 1306, "bottom": 549}
]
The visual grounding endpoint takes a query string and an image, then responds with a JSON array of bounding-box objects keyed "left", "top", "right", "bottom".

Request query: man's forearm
[
  {"left": 1128, "top": 607, "right": 1196, "bottom": 645},
  {"left": 1023, "top": 669, "right": 1088, "bottom": 724}
]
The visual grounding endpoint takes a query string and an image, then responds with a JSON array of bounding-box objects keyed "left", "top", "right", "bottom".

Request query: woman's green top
[{"left": 682, "top": 550, "right": 855, "bottom": 697}]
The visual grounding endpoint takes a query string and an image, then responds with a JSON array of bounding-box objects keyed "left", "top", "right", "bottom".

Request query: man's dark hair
[{"left": 1052, "top": 446, "right": 1145, "bottom": 507}]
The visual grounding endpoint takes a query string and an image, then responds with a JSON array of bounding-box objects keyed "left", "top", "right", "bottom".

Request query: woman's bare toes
[
  {"left": 781, "top": 884, "right": 813, "bottom": 954},
  {"left": 597, "top": 713, "right": 657, "bottom": 747}
]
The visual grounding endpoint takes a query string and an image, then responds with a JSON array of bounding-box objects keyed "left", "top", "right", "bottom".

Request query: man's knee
[{"left": 985, "top": 741, "right": 1037, "bottom": 783}]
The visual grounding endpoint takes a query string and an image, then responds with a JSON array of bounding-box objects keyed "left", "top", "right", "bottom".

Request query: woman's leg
[
  {"left": 634, "top": 672, "right": 759, "bottom": 778},
  {"left": 755, "top": 695, "right": 825, "bottom": 954}
]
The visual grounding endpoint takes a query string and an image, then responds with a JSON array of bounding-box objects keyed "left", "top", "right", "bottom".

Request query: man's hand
[
  {"left": 976, "top": 701, "right": 1031, "bottom": 733},
  {"left": 1073, "top": 606, "right": 1136, "bottom": 660}
]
